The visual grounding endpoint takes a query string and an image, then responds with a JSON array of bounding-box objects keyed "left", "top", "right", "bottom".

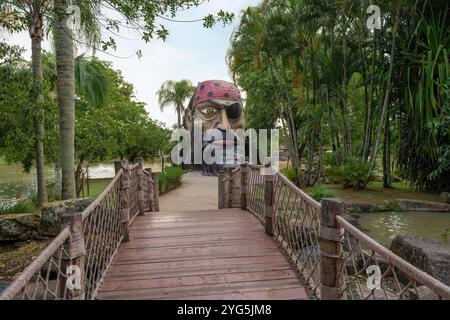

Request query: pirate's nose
[{"left": 216, "top": 108, "right": 231, "bottom": 130}]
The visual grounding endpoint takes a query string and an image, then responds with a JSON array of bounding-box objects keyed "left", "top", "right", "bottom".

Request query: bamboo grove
[{"left": 227, "top": 0, "right": 449, "bottom": 191}]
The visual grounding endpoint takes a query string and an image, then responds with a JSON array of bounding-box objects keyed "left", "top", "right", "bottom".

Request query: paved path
[
  {"left": 97, "top": 172, "right": 310, "bottom": 300},
  {"left": 159, "top": 171, "right": 218, "bottom": 212}
]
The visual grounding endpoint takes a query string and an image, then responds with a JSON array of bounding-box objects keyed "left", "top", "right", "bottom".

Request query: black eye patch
[{"left": 226, "top": 103, "right": 242, "bottom": 120}]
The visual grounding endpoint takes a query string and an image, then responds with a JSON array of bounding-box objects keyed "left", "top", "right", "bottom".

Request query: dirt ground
[{"left": 0, "top": 240, "right": 50, "bottom": 280}]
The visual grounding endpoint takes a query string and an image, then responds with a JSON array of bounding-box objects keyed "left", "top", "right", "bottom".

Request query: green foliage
[
  {"left": 327, "top": 157, "right": 374, "bottom": 189},
  {"left": 0, "top": 54, "right": 170, "bottom": 173},
  {"left": 157, "top": 79, "right": 195, "bottom": 128},
  {"left": 228, "top": 0, "right": 450, "bottom": 192},
  {"left": 308, "top": 186, "right": 335, "bottom": 201},
  {"left": 158, "top": 166, "right": 184, "bottom": 194},
  {"left": 0, "top": 199, "right": 36, "bottom": 214},
  {"left": 280, "top": 165, "right": 300, "bottom": 184},
  {"left": 441, "top": 229, "right": 450, "bottom": 243}
]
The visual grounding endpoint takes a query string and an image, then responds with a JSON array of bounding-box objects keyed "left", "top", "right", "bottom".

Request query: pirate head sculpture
[{"left": 184, "top": 80, "right": 244, "bottom": 176}]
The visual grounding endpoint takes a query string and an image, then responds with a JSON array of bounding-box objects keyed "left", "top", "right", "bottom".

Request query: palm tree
[
  {"left": 53, "top": 0, "right": 101, "bottom": 199},
  {"left": 157, "top": 80, "right": 195, "bottom": 128},
  {"left": 0, "top": 1, "right": 52, "bottom": 206}
]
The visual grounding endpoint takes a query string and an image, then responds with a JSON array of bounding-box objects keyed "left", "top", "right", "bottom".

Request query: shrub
[
  {"left": 441, "top": 192, "right": 450, "bottom": 204},
  {"left": 308, "top": 186, "right": 335, "bottom": 201},
  {"left": 280, "top": 165, "right": 300, "bottom": 183},
  {"left": 158, "top": 166, "right": 184, "bottom": 194},
  {"left": 0, "top": 198, "right": 36, "bottom": 214},
  {"left": 327, "top": 157, "right": 373, "bottom": 189}
]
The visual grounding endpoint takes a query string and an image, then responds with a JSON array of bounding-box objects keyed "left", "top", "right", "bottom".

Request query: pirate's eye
[
  {"left": 200, "top": 107, "right": 218, "bottom": 116},
  {"left": 226, "top": 103, "right": 242, "bottom": 120}
]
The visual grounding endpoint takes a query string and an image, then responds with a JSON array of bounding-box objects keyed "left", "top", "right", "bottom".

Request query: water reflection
[{"left": 359, "top": 211, "right": 450, "bottom": 246}]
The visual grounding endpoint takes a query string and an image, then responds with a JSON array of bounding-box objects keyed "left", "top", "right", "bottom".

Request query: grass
[
  {"left": 303, "top": 182, "right": 441, "bottom": 205},
  {"left": 308, "top": 186, "right": 336, "bottom": 201},
  {"left": 0, "top": 199, "right": 36, "bottom": 215}
]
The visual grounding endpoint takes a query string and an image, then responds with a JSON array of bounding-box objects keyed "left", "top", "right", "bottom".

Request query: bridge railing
[
  {"left": 0, "top": 158, "right": 159, "bottom": 300},
  {"left": 236, "top": 162, "right": 450, "bottom": 300}
]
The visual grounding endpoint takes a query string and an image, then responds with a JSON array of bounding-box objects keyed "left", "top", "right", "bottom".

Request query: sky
[{"left": 3, "top": 0, "right": 261, "bottom": 128}]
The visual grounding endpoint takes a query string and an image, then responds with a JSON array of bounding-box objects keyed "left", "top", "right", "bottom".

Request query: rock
[
  {"left": 407, "top": 286, "right": 439, "bottom": 300},
  {"left": 39, "top": 198, "right": 92, "bottom": 235},
  {"left": 396, "top": 199, "right": 450, "bottom": 212},
  {"left": 0, "top": 214, "right": 40, "bottom": 241},
  {"left": 441, "top": 192, "right": 450, "bottom": 204},
  {"left": 390, "top": 235, "right": 450, "bottom": 286},
  {"left": 345, "top": 202, "right": 374, "bottom": 213}
]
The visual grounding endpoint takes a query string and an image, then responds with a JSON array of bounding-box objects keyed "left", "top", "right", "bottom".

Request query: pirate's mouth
[{"left": 212, "top": 139, "right": 234, "bottom": 146}]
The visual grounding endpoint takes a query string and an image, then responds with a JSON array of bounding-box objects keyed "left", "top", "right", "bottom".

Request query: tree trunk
[
  {"left": 29, "top": 10, "right": 47, "bottom": 207},
  {"left": 316, "top": 119, "right": 324, "bottom": 185},
  {"left": 383, "top": 114, "right": 391, "bottom": 188},
  {"left": 362, "top": 30, "right": 377, "bottom": 161},
  {"left": 75, "top": 161, "right": 83, "bottom": 198},
  {"left": 55, "top": 160, "right": 62, "bottom": 196},
  {"left": 341, "top": 33, "right": 353, "bottom": 158},
  {"left": 55, "top": 0, "right": 76, "bottom": 199},
  {"left": 368, "top": 6, "right": 401, "bottom": 177},
  {"left": 177, "top": 105, "right": 182, "bottom": 128}
]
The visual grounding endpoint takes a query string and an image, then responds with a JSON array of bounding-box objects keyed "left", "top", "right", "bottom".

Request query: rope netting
[
  {"left": 272, "top": 173, "right": 322, "bottom": 296},
  {"left": 241, "top": 163, "right": 450, "bottom": 300},
  {"left": 336, "top": 216, "right": 450, "bottom": 300},
  {"left": 142, "top": 170, "right": 151, "bottom": 211},
  {"left": 246, "top": 164, "right": 265, "bottom": 222},
  {"left": 0, "top": 228, "right": 72, "bottom": 300},
  {"left": 129, "top": 164, "right": 140, "bottom": 220},
  {"left": 82, "top": 171, "right": 123, "bottom": 300},
  {"left": 1, "top": 160, "right": 160, "bottom": 301}
]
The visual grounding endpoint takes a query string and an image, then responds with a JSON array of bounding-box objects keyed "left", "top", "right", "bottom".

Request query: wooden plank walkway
[{"left": 97, "top": 208, "right": 310, "bottom": 300}]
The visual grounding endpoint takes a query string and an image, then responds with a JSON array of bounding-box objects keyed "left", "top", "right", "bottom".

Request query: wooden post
[
  {"left": 218, "top": 170, "right": 225, "bottom": 209},
  {"left": 145, "top": 168, "right": 154, "bottom": 212},
  {"left": 134, "top": 157, "right": 145, "bottom": 216},
  {"left": 227, "top": 167, "right": 233, "bottom": 208},
  {"left": 152, "top": 172, "right": 160, "bottom": 212},
  {"left": 264, "top": 165, "right": 275, "bottom": 236},
  {"left": 115, "top": 160, "right": 130, "bottom": 242},
  {"left": 319, "top": 198, "right": 345, "bottom": 300},
  {"left": 240, "top": 164, "right": 247, "bottom": 210},
  {"left": 60, "top": 212, "right": 85, "bottom": 300}
]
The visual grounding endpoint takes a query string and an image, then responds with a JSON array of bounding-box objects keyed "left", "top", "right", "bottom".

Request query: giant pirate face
[
  {"left": 185, "top": 80, "right": 244, "bottom": 133},
  {"left": 184, "top": 80, "right": 244, "bottom": 175}
]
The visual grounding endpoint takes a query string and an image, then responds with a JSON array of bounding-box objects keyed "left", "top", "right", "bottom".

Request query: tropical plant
[
  {"left": 156, "top": 80, "right": 195, "bottom": 128},
  {"left": 228, "top": 0, "right": 449, "bottom": 192},
  {"left": 308, "top": 186, "right": 335, "bottom": 201},
  {"left": 0, "top": 1, "right": 52, "bottom": 206}
]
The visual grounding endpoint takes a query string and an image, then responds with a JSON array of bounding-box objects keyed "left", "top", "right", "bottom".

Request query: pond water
[
  {"left": 358, "top": 211, "right": 450, "bottom": 246},
  {"left": 0, "top": 162, "right": 55, "bottom": 203},
  {"left": 0, "top": 160, "right": 163, "bottom": 203}
]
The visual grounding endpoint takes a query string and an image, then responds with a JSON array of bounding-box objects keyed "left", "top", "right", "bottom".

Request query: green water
[
  {"left": 358, "top": 211, "right": 450, "bottom": 246},
  {"left": 0, "top": 161, "right": 55, "bottom": 202}
]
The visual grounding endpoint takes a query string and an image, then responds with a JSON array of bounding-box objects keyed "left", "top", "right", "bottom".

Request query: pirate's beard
[{"left": 201, "top": 129, "right": 244, "bottom": 175}]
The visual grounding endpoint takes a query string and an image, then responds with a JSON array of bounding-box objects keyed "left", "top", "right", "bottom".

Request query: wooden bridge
[{"left": 1, "top": 160, "right": 449, "bottom": 300}]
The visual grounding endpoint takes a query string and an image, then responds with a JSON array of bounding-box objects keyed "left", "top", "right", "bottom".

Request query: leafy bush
[
  {"left": 280, "top": 165, "right": 300, "bottom": 183},
  {"left": 327, "top": 157, "right": 373, "bottom": 189},
  {"left": 0, "top": 198, "right": 36, "bottom": 214},
  {"left": 158, "top": 166, "right": 184, "bottom": 194},
  {"left": 308, "top": 186, "right": 335, "bottom": 201}
]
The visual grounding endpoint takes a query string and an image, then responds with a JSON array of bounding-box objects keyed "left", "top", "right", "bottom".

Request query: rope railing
[
  {"left": 272, "top": 172, "right": 322, "bottom": 296},
  {"left": 1, "top": 158, "right": 160, "bottom": 300},
  {"left": 235, "top": 162, "right": 450, "bottom": 300},
  {"left": 82, "top": 170, "right": 123, "bottom": 300},
  {"left": 336, "top": 216, "right": 450, "bottom": 300},
  {"left": 246, "top": 164, "right": 265, "bottom": 222},
  {"left": 0, "top": 228, "right": 72, "bottom": 300},
  {"left": 129, "top": 164, "right": 140, "bottom": 220},
  {"left": 217, "top": 166, "right": 242, "bottom": 209}
]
